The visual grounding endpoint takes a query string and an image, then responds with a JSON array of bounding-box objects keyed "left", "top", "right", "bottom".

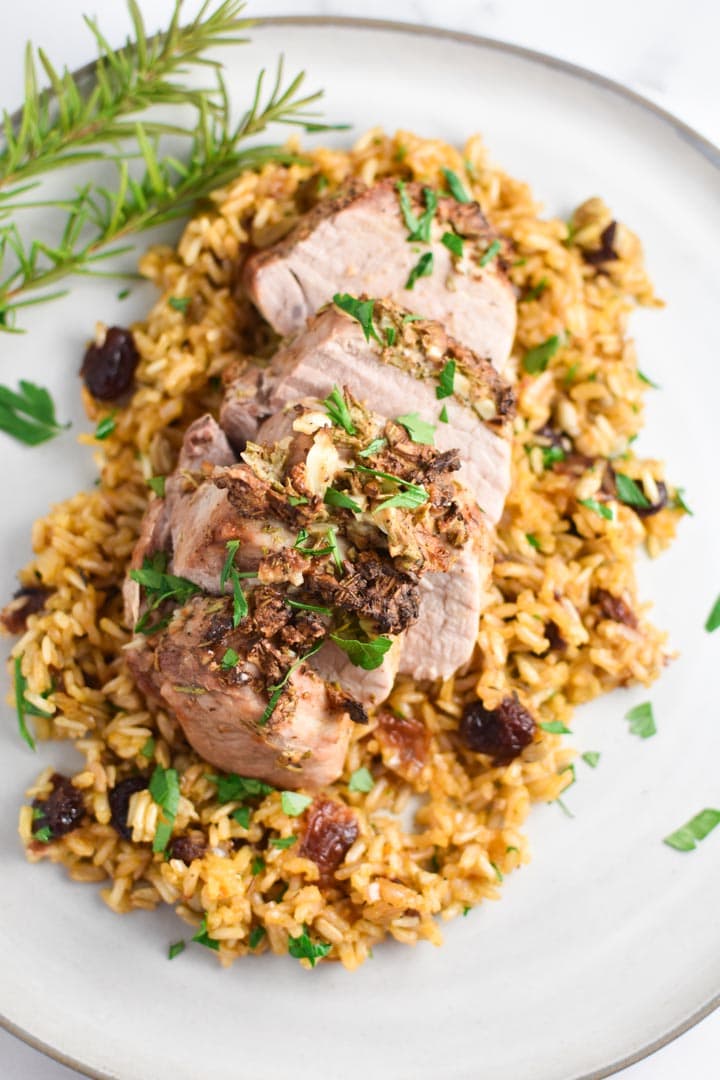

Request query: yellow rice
[{"left": 9, "top": 129, "right": 683, "bottom": 969}]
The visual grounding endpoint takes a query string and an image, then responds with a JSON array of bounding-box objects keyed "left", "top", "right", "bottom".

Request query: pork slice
[
  {"left": 310, "top": 635, "right": 403, "bottom": 708},
  {"left": 243, "top": 178, "right": 516, "bottom": 372},
  {"left": 174, "top": 413, "right": 236, "bottom": 473}
]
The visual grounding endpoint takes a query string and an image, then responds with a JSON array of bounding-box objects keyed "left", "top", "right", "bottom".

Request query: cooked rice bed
[{"left": 10, "top": 129, "right": 680, "bottom": 969}]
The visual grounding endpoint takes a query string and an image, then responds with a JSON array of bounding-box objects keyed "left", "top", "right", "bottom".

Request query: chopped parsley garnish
[
  {"left": 637, "top": 370, "right": 660, "bottom": 388},
  {"left": 358, "top": 437, "right": 388, "bottom": 458},
  {"left": 396, "top": 182, "right": 438, "bottom": 243},
  {"left": 270, "top": 835, "right": 297, "bottom": 849},
  {"left": 526, "top": 533, "right": 541, "bottom": 550},
  {"left": 556, "top": 797, "right": 574, "bottom": 818},
  {"left": 248, "top": 926, "right": 266, "bottom": 949},
  {"left": 34, "top": 825, "right": 52, "bottom": 844},
  {"left": 479, "top": 240, "right": 501, "bottom": 267},
  {"left": 539, "top": 721, "right": 572, "bottom": 734},
  {"left": 148, "top": 765, "right": 180, "bottom": 854},
  {"left": 523, "top": 335, "right": 562, "bottom": 375},
  {"left": 323, "top": 487, "right": 362, "bottom": 514},
  {"left": 130, "top": 551, "right": 200, "bottom": 635},
  {"left": 462, "top": 905, "right": 471, "bottom": 916},
  {"left": 326, "top": 525, "right": 343, "bottom": 572},
  {"left": 117, "top": 288, "right": 131, "bottom": 300},
  {"left": 192, "top": 915, "right": 219, "bottom": 951},
  {"left": 664, "top": 809, "right": 720, "bottom": 852},
  {"left": 294, "top": 528, "right": 341, "bottom": 563},
  {"left": 540, "top": 445, "right": 565, "bottom": 468},
  {"left": 281, "top": 791, "right": 312, "bottom": 817},
  {"left": 232, "top": 806, "right": 251, "bottom": 828},
  {"left": 441, "top": 167, "right": 471, "bottom": 203},
  {"left": 704, "top": 596, "right": 720, "bottom": 633},
  {"left": 287, "top": 494, "right": 309, "bottom": 506},
  {"left": 286, "top": 598, "right": 333, "bottom": 616},
  {"left": 94, "top": 412, "right": 117, "bottom": 440},
  {"left": 396, "top": 179, "right": 419, "bottom": 233},
  {"left": 348, "top": 766, "right": 374, "bottom": 793},
  {"left": 396, "top": 412, "right": 435, "bottom": 445},
  {"left": 210, "top": 773, "right": 274, "bottom": 803},
  {"left": 615, "top": 473, "right": 650, "bottom": 509},
  {"left": 260, "top": 641, "right": 325, "bottom": 726},
  {"left": 441, "top": 231, "right": 464, "bottom": 257},
  {"left": 251, "top": 856, "right": 265, "bottom": 876},
  {"left": 147, "top": 475, "right": 166, "bottom": 497},
  {"left": 220, "top": 648, "right": 239, "bottom": 670},
  {"left": 672, "top": 488, "right": 693, "bottom": 515},
  {"left": 139, "top": 736, "right": 155, "bottom": 760},
  {"left": 168, "top": 296, "right": 190, "bottom": 313},
  {"left": 581, "top": 751, "right": 601, "bottom": 768},
  {"left": 288, "top": 924, "right": 332, "bottom": 967},
  {"left": 564, "top": 364, "right": 578, "bottom": 387},
  {"left": 438, "top": 405, "right": 449, "bottom": 423},
  {"left": 329, "top": 632, "right": 393, "bottom": 671},
  {"left": 490, "top": 861, "right": 503, "bottom": 882},
  {"left": 323, "top": 383, "right": 357, "bottom": 434},
  {"left": 354, "top": 464, "right": 429, "bottom": 510},
  {"left": 625, "top": 702, "right": 656, "bottom": 739},
  {"left": 402, "top": 313, "right": 424, "bottom": 323},
  {"left": 405, "top": 251, "right": 434, "bottom": 290},
  {"left": 578, "top": 498, "right": 614, "bottom": 521},
  {"left": 0, "top": 379, "right": 69, "bottom": 446},
  {"left": 523, "top": 278, "right": 548, "bottom": 302},
  {"left": 168, "top": 940, "right": 185, "bottom": 960},
  {"left": 14, "top": 654, "right": 52, "bottom": 750},
  {"left": 435, "top": 359, "right": 456, "bottom": 399},
  {"left": 332, "top": 294, "right": 380, "bottom": 344},
  {"left": 385, "top": 326, "right": 396, "bottom": 347},
  {"left": 220, "top": 540, "right": 249, "bottom": 627}
]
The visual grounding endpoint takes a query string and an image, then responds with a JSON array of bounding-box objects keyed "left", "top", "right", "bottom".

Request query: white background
[{"left": 0, "top": 2, "right": 717, "bottom": 1077}]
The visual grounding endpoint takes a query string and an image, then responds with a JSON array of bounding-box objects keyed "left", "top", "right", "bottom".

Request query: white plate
[{"left": 1, "top": 18, "right": 719, "bottom": 1080}]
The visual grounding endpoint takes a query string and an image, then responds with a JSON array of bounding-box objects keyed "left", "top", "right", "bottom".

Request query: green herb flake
[
  {"left": 326, "top": 526, "right": 343, "bottom": 572},
  {"left": 281, "top": 791, "right": 313, "bottom": 817},
  {"left": 523, "top": 335, "right": 562, "bottom": 375},
  {"left": 286, "top": 598, "right": 333, "bottom": 616},
  {"left": 13, "top": 656, "right": 37, "bottom": 751},
  {"left": 556, "top": 797, "right": 574, "bottom": 818},
  {"left": 130, "top": 552, "right": 201, "bottom": 635},
  {"left": 637, "top": 370, "right": 660, "bottom": 388},
  {"left": 441, "top": 167, "right": 471, "bottom": 204},
  {"left": 506, "top": 846, "right": 519, "bottom": 855},
  {"left": 232, "top": 805, "right": 251, "bottom": 829},
  {"left": 251, "top": 856, "right": 265, "bottom": 876},
  {"left": 355, "top": 464, "right": 429, "bottom": 510},
  {"left": 147, "top": 475, "right": 166, "bottom": 497},
  {"left": 358, "top": 437, "right": 388, "bottom": 458},
  {"left": 581, "top": 751, "right": 601, "bottom": 768},
  {"left": 323, "top": 383, "right": 357, "bottom": 434},
  {"left": 526, "top": 533, "right": 541, "bottom": 550},
  {"left": 385, "top": 326, "right": 396, "bottom": 347},
  {"left": 435, "top": 359, "right": 456, "bottom": 400},
  {"left": 230, "top": 569, "right": 248, "bottom": 627},
  {"left": 0, "top": 380, "right": 69, "bottom": 446},
  {"left": 148, "top": 765, "right": 180, "bottom": 854},
  {"left": 402, "top": 313, "right": 424, "bottom": 323},
  {"left": 705, "top": 596, "right": 720, "bottom": 633},
  {"left": 578, "top": 498, "right": 614, "bottom": 521},
  {"left": 332, "top": 294, "right": 380, "bottom": 344},
  {"left": 396, "top": 182, "right": 438, "bottom": 243},
  {"left": 396, "top": 412, "right": 435, "bottom": 446},
  {"left": 220, "top": 539, "right": 240, "bottom": 590},
  {"left": 490, "top": 861, "right": 503, "bottom": 882},
  {"left": 192, "top": 915, "right": 219, "bottom": 951},
  {"left": 615, "top": 473, "right": 650, "bottom": 509},
  {"left": 348, "top": 766, "right": 375, "bottom": 793},
  {"left": 287, "top": 494, "right": 309, "bottom": 506},
  {"left": 441, "top": 231, "right": 464, "bottom": 257},
  {"left": 248, "top": 926, "right": 266, "bottom": 950},
  {"left": 94, "top": 412, "right": 117, "bottom": 440},
  {"left": 260, "top": 641, "right": 324, "bottom": 727},
  {"left": 288, "top": 924, "right": 332, "bottom": 967},
  {"left": 323, "top": 487, "right": 362, "bottom": 514},
  {"left": 270, "top": 835, "right": 297, "bottom": 849},
  {"left": 168, "top": 940, "right": 185, "bottom": 960},
  {"left": 139, "top": 736, "right": 155, "bottom": 760},
  {"left": 210, "top": 773, "right": 274, "bottom": 804},
  {"left": 663, "top": 809, "right": 720, "bottom": 852},
  {"left": 34, "top": 825, "right": 52, "bottom": 843},
  {"left": 379, "top": 487, "right": 429, "bottom": 511},
  {"left": 462, "top": 905, "right": 471, "bottom": 916},
  {"left": 541, "top": 445, "right": 565, "bottom": 469},
  {"left": 563, "top": 364, "right": 578, "bottom": 387},
  {"left": 330, "top": 633, "right": 393, "bottom": 671},
  {"left": 220, "top": 648, "right": 239, "bottom": 670},
  {"left": 438, "top": 405, "right": 449, "bottom": 423},
  {"left": 539, "top": 721, "right": 572, "bottom": 735},
  {"left": 673, "top": 488, "right": 693, "bottom": 516},
  {"left": 168, "top": 296, "right": 190, "bottom": 313},
  {"left": 405, "top": 251, "right": 434, "bottom": 290},
  {"left": 479, "top": 240, "right": 501, "bottom": 267},
  {"left": 625, "top": 702, "right": 656, "bottom": 739},
  {"left": 522, "top": 278, "right": 548, "bottom": 302},
  {"left": 117, "top": 288, "right": 131, "bottom": 301}
]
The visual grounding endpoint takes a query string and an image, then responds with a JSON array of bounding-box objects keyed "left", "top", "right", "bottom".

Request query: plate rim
[{"left": 1, "top": 14, "right": 718, "bottom": 1080}]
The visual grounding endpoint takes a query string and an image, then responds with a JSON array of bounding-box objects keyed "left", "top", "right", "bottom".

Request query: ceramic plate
[{"left": 1, "top": 18, "right": 719, "bottom": 1080}]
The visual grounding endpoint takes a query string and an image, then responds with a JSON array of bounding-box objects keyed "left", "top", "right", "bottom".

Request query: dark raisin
[
  {"left": 346, "top": 699, "right": 369, "bottom": 725},
  {"left": 459, "top": 695, "right": 536, "bottom": 765},
  {"left": 582, "top": 221, "right": 618, "bottom": 267},
  {"left": 544, "top": 621, "right": 567, "bottom": 652},
  {"left": 633, "top": 481, "right": 668, "bottom": 519},
  {"left": 299, "top": 798, "right": 358, "bottom": 884},
  {"left": 592, "top": 588, "right": 638, "bottom": 629},
  {"left": 108, "top": 775, "right": 148, "bottom": 839},
  {"left": 32, "top": 773, "right": 85, "bottom": 839},
  {"left": 169, "top": 833, "right": 207, "bottom": 865},
  {"left": 0, "top": 586, "right": 50, "bottom": 634},
  {"left": 80, "top": 326, "right": 139, "bottom": 400}
]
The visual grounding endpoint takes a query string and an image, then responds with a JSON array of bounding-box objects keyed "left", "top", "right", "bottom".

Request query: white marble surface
[{"left": 0, "top": 2, "right": 717, "bottom": 1077}]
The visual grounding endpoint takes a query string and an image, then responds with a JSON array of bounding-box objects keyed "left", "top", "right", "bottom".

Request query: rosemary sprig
[{"left": 0, "top": 0, "right": 340, "bottom": 332}]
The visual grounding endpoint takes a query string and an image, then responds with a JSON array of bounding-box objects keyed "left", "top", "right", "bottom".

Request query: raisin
[
  {"left": 108, "top": 775, "right": 148, "bottom": 840},
  {"left": 80, "top": 326, "right": 139, "bottom": 400},
  {"left": 459, "top": 695, "right": 536, "bottom": 765},
  {"left": 633, "top": 481, "right": 668, "bottom": 519},
  {"left": 592, "top": 588, "right": 638, "bottom": 629},
  {"left": 582, "top": 221, "right": 619, "bottom": 267},
  {"left": 32, "top": 773, "right": 85, "bottom": 839},
  {"left": 0, "top": 586, "right": 50, "bottom": 634},
  {"left": 169, "top": 834, "right": 207, "bottom": 865},
  {"left": 376, "top": 711, "right": 430, "bottom": 780},
  {"left": 544, "top": 621, "right": 567, "bottom": 652},
  {"left": 299, "top": 798, "right": 358, "bottom": 883}
]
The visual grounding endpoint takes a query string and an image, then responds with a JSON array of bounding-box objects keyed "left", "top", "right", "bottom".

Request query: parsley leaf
[
  {"left": 192, "top": 914, "right": 219, "bottom": 951},
  {"left": 438, "top": 405, "right": 449, "bottom": 423},
  {"left": 94, "top": 413, "right": 117, "bottom": 440},
  {"left": 220, "top": 540, "right": 241, "bottom": 589},
  {"left": 168, "top": 296, "right": 190, "bottom": 313},
  {"left": 270, "top": 835, "right": 297, "bottom": 849},
  {"left": 625, "top": 702, "right": 656, "bottom": 739},
  {"left": 14, "top": 655, "right": 38, "bottom": 751},
  {"left": 348, "top": 767, "right": 374, "bottom": 793},
  {"left": 523, "top": 278, "right": 548, "bottom": 302},
  {"left": 148, "top": 765, "right": 180, "bottom": 854},
  {"left": 281, "top": 791, "right": 312, "bottom": 817},
  {"left": 664, "top": 809, "right": 720, "bottom": 852},
  {"left": 526, "top": 533, "right": 541, "bottom": 550},
  {"left": 705, "top": 596, "right": 720, "bottom": 634},
  {"left": 358, "top": 437, "right": 387, "bottom": 458},
  {"left": 396, "top": 412, "right": 435, "bottom": 445},
  {"left": 435, "top": 360, "right": 456, "bottom": 399},
  {"left": 615, "top": 473, "right": 650, "bottom": 509},
  {"left": 230, "top": 569, "right": 248, "bottom": 627},
  {"left": 260, "top": 641, "right": 325, "bottom": 726},
  {"left": 405, "top": 251, "right": 434, "bottom": 290},
  {"left": 251, "top": 856, "right": 265, "bottom": 876},
  {"left": 578, "top": 498, "right": 614, "bottom": 521},
  {"left": 385, "top": 326, "right": 396, "bottom": 347},
  {"left": 378, "top": 487, "right": 429, "bottom": 511},
  {"left": 523, "top": 335, "right": 562, "bottom": 374},
  {"left": 479, "top": 240, "right": 501, "bottom": 267},
  {"left": 332, "top": 294, "right": 380, "bottom": 344},
  {"left": 396, "top": 179, "right": 420, "bottom": 234},
  {"left": 673, "top": 488, "right": 693, "bottom": 516},
  {"left": 403, "top": 186, "right": 438, "bottom": 243},
  {"left": 286, "top": 598, "right": 333, "bottom": 615},
  {"left": 581, "top": 751, "right": 601, "bottom": 768},
  {"left": 130, "top": 552, "right": 200, "bottom": 635},
  {"left": 0, "top": 380, "right": 69, "bottom": 446},
  {"left": 490, "top": 861, "right": 503, "bottom": 882},
  {"left": 540, "top": 445, "right": 565, "bottom": 468},
  {"left": 232, "top": 806, "right": 251, "bottom": 828},
  {"left": 330, "top": 631, "right": 393, "bottom": 671},
  {"left": 220, "top": 648, "right": 239, "bottom": 670},
  {"left": 323, "top": 383, "right": 357, "bottom": 434},
  {"left": 288, "top": 924, "right": 331, "bottom": 967},
  {"left": 34, "top": 825, "right": 52, "bottom": 843},
  {"left": 323, "top": 488, "right": 362, "bottom": 514},
  {"left": 248, "top": 926, "right": 266, "bottom": 949},
  {"left": 168, "top": 940, "right": 185, "bottom": 960},
  {"left": 287, "top": 494, "right": 309, "bottom": 506},
  {"left": 441, "top": 167, "right": 471, "bottom": 203},
  {"left": 326, "top": 526, "right": 343, "bottom": 572},
  {"left": 140, "top": 736, "right": 155, "bottom": 760},
  {"left": 637, "top": 370, "right": 660, "bottom": 388},
  {"left": 354, "top": 464, "right": 429, "bottom": 510},
  {"left": 441, "top": 231, "right": 464, "bottom": 257},
  {"left": 402, "top": 313, "right": 424, "bottom": 323},
  {"left": 539, "top": 721, "right": 572, "bottom": 734},
  {"left": 210, "top": 773, "right": 274, "bottom": 804},
  {"left": 147, "top": 475, "right": 166, "bottom": 497}
]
